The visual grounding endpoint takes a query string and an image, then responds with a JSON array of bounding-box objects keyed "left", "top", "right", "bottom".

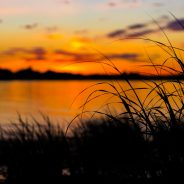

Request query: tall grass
[
  {"left": 67, "top": 15, "right": 184, "bottom": 141},
  {"left": 0, "top": 15, "right": 184, "bottom": 183},
  {"left": 69, "top": 118, "right": 147, "bottom": 178},
  {"left": 0, "top": 115, "right": 68, "bottom": 182},
  {"left": 64, "top": 15, "right": 184, "bottom": 180}
]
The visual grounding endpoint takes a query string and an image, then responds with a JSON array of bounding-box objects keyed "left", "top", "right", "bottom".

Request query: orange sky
[{"left": 0, "top": 0, "right": 184, "bottom": 75}]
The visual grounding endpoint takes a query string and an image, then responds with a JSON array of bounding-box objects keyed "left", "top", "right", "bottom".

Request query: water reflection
[{"left": 0, "top": 80, "right": 181, "bottom": 125}]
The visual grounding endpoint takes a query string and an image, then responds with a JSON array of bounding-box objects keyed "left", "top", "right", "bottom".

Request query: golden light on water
[{"left": 0, "top": 80, "right": 182, "bottom": 125}]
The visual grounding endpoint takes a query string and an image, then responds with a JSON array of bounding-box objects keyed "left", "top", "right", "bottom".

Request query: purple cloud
[
  {"left": 126, "top": 29, "right": 156, "bottom": 37},
  {"left": 55, "top": 49, "right": 76, "bottom": 56},
  {"left": 107, "top": 28, "right": 156, "bottom": 38},
  {"left": 2, "top": 47, "right": 47, "bottom": 61},
  {"left": 2, "top": 48, "right": 28, "bottom": 56},
  {"left": 55, "top": 49, "right": 141, "bottom": 62},
  {"left": 55, "top": 49, "right": 93, "bottom": 61},
  {"left": 2, "top": 47, "right": 141, "bottom": 63},
  {"left": 166, "top": 18, "right": 184, "bottom": 31},
  {"left": 109, "top": 53, "right": 140, "bottom": 61},
  {"left": 107, "top": 15, "right": 171, "bottom": 39},
  {"left": 29, "top": 47, "right": 46, "bottom": 60},
  {"left": 107, "top": 29, "right": 126, "bottom": 38},
  {"left": 128, "top": 23, "right": 147, "bottom": 30}
]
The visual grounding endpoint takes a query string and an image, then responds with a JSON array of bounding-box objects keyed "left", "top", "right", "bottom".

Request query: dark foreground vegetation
[
  {"left": 0, "top": 116, "right": 184, "bottom": 183},
  {"left": 1, "top": 15, "right": 184, "bottom": 183},
  {"left": 0, "top": 67, "right": 183, "bottom": 80}
]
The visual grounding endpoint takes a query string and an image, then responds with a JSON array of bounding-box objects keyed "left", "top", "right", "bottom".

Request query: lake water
[{"left": 0, "top": 80, "right": 181, "bottom": 127}]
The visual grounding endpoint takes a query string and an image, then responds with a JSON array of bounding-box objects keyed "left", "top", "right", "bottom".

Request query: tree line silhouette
[{"left": 0, "top": 68, "right": 182, "bottom": 80}]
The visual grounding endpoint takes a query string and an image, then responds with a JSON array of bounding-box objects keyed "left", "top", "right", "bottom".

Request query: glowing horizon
[{"left": 0, "top": 0, "right": 184, "bottom": 75}]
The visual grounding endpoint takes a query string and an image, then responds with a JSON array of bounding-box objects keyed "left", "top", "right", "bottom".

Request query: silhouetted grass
[
  {"left": 67, "top": 15, "right": 184, "bottom": 139},
  {"left": 1, "top": 116, "right": 184, "bottom": 183},
  {"left": 69, "top": 118, "right": 147, "bottom": 178},
  {"left": 0, "top": 15, "right": 184, "bottom": 183},
  {"left": 0, "top": 116, "right": 68, "bottom": 183},
  {"left": 64, "top": 14, "right": 184, "bottom": 182}
]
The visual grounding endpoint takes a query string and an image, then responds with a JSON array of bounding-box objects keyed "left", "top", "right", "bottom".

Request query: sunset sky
[{"left": 0, "top": 0, "right": 184, "bottom": 75}]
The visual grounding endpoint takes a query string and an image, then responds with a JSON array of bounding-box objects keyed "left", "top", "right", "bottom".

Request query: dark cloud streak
[
  {"left": 55, "top": 49, "right": 141, "bottom": 62},
  {"left": 109, "top": 53, "right": 140, "bottom": 61},
  {"left": 2, "top": 47, "right": 47, "bottom": 61},
  {"left": 29, "top": 47, "right": 46, "bottom": 61},
  {"left": 128, "top": 23, "right": 147, "bottom": 30},
  {"left": 166, "top": 18, "right": 184, "bottom": 31},
  {"left": 108, "top": 29, "right": 126, "bottom": 38},
  {"left": 22, "top": 23, "right": 38, "bottom": 30},
  {"left": 126, "top": 29, "right": 156, "bottom": 38},
  {"left": 107, "top": 16, "right": 184, "bottom": 39}
]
